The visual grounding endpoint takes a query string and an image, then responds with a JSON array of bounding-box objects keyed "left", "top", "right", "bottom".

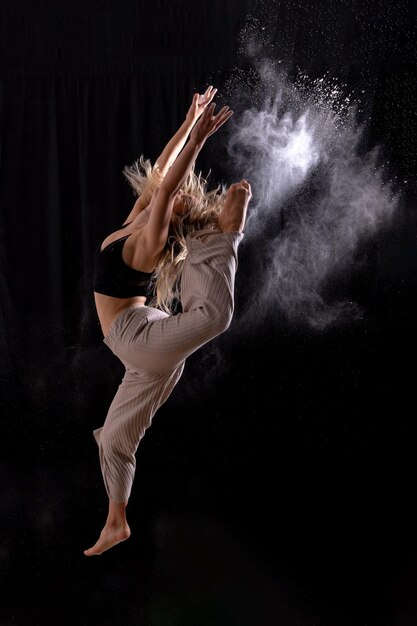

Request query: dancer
[{"left": 85, "top": 86, "right": 252, "bottom": 556}]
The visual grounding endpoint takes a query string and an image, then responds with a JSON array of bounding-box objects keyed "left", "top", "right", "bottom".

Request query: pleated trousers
[{"left": 93, "top": 229, "right": 243, "bottom": 502}]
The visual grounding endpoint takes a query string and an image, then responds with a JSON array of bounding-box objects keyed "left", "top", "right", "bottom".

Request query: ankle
[{"left": 105, "top": 518, "right": 129, "bottom": 528}]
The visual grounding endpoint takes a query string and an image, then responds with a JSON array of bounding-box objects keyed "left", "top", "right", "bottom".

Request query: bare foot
[
  {"left": 218, "top": 180, "right": 252, "bottom": 233},
  {"left": 84, "top": 524, "right": 131, "bottom": 556}
]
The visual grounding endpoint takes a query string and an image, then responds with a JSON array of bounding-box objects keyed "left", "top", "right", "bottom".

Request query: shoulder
[{"left": 122, "top": 227, "right": 161, "bottom": 272}]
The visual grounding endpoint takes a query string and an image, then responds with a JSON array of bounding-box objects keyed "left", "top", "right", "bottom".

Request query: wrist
[
  {"left": 187, "top": 136, "right": 206, "bottom": 150},
  {"left": 184, "top": 113, "right": 197, "bottom": 127}
]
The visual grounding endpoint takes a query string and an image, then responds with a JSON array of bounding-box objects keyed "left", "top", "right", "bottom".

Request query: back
[{"left": 94, "top": 234, "right": 155, "bottom": 299}]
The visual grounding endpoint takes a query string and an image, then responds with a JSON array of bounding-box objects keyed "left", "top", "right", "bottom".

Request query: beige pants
[{"left": 93, "top": 229, "right": 243, "bottom": 502}]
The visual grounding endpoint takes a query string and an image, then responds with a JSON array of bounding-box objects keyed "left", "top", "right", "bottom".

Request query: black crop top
[{"left": 93, "top": 233, "right": 155, "bottom": 299}]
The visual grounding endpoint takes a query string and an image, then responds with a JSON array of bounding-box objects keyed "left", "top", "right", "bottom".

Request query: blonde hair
[
  {"left": 123, "top": 155, "right": 163, "bottom": 205},
  {"left": 123, "top": 155, "right": 227, "bottom": 313}
]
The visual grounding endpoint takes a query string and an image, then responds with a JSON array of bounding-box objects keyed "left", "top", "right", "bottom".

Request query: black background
[{"left": 1, "top": 1, "right": 417, "bottom": 624}]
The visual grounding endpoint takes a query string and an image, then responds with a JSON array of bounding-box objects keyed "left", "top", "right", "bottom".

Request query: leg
[
  {"left": 93, "top": 365, "right": 184, "bottom": 504},
  {"left": 86, "top": 230, "right": 243, "bottom": 555},
  {"left": 115, "top": 229, "right": 244, "bottom": 375},
  {"left": 96, "top": 229, "right": 243, "bottom": 496},
  {"left": 84, "top": 365, "right": 184, "bottom": 556}
]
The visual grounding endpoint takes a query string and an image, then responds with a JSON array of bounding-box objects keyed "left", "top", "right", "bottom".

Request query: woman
[{"left": 85, "top": 86, "right": 252, "bottom": 556}]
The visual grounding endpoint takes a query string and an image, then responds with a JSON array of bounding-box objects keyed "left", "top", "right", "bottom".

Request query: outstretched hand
[
  {"left": 186, "top": 86, "right": 218, "bottom": 122},
  {"left": 190, "top": 102, "right": 233, "bottom": 144}
]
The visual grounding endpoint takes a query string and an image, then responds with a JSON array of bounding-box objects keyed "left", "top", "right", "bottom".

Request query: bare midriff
[{"left": 94, "top": 292, "right": 147, "bottom": 338}]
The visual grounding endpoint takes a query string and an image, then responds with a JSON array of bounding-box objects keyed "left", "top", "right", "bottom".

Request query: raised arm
[
  {"left": 153, "top": 86, "right": 217, "bottom": 176},
  {"left": 123, "top": 87, "right": 218, "bottom": 226},
  {"left": 142, "top": 101, "right": 233, "bottom": 255}
]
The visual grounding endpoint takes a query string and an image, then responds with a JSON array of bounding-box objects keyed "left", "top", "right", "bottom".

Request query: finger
[
  {"left": 214, "top": 110, "right": 233, "bottom": 126},
  {"left": 199, "top": 87, "right": 212, "bottom": 101},
  {"left": 206, "top": 87, "right": 218, "bottom": 103},
  {"left": 204, "top": 102, "right": 216, "bottom": 117},
  {"left": 215, "top": 110, "right": 234, "bottom": 128},
  {"left": 207, "top": 110, "right": 233, "bottom": 135},
  {"left": 212, "top": 105, "right": 231, "bottom": 122},
  {"left": 200, "top": 86, "right": 213, "bottom": 104},
  {"left": 214, "top": 105, "right": 229, "bottom": 114},
  {"left": 198, "top": 103, "right": 212, "bottom": 121}
]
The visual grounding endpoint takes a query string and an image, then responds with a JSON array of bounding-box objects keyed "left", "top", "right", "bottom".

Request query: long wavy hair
[{"left": 123, "top": 155, "right": 227, "bottom": 313}]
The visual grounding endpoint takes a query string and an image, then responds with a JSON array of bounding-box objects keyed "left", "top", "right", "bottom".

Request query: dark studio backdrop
[{"left": 1, "top": 0, "right": 417, "bottom": 625}]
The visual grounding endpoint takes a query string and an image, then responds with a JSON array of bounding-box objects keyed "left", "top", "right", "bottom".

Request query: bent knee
[
  {"left": 200, "top": 303, "right": 234, "bottom": 338},
  {"left": 99, "top": 431, "right": 136, "bottom": 464}
]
